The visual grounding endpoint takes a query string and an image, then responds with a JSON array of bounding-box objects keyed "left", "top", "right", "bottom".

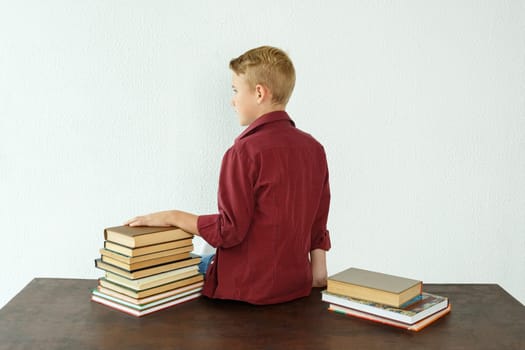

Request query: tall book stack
[
  {"left": 321, "top": 267, "right": 451, "bottom": 331},
  {"left": 91, "top": 225, "right": 204, "bottom": 317}
]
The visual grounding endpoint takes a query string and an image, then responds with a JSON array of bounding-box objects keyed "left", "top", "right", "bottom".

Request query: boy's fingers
[
  {"left": 123, "top": 218, "right": 134, "bottom": 225},
  {"left": 124, "top": 216, "right": 142, "bottom": 226}
]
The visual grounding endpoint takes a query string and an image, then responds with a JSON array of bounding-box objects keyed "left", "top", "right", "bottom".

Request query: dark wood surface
[{"left": 0, "top": 279, "right": 524, "bottom": 350}]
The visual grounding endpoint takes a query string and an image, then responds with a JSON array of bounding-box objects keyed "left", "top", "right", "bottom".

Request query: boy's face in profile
[{"left": 231, "top": 73, "right": 258, "bottom": 126}]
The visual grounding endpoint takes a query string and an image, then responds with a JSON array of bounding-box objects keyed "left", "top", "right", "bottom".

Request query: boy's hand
[
  {"left": 311, "top": 249, "right": 328, "bottom": 287},
  {"left": 124, "top": 211, "right": 175, "bottom": 227},
  {"left": 124, "top": 210, "right": 200, "bottom": 235}
]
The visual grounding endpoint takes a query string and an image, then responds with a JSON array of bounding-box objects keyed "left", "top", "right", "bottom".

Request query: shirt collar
[{"left": 236, "top": 110, "right": 295, "bottom": 142}]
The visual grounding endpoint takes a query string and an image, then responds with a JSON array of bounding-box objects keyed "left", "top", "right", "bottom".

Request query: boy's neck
[{"left": 254, "top": 104, "right": 287, "bottom": 121}]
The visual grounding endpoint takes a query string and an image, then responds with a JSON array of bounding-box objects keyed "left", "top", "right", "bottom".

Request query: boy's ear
[{"left": 255, "top": 84, "right": 271, "bottom": 104}]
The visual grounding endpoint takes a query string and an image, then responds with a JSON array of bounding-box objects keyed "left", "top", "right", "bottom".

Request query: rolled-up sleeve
[
  {"left": 310, "top": 155, "right": 331, "bottom": 251},
  {"left": 198, "top": 148, "right": 255, "bottom": 249}
]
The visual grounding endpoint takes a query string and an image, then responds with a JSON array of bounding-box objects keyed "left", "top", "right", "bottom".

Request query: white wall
[{"left": 1, "top": 1, "right": 524, "bottom": 308}]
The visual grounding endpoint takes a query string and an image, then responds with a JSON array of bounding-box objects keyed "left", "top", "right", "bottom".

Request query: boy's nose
[{"left": 231, "top": 99, "right": 235, "bottom": 107}]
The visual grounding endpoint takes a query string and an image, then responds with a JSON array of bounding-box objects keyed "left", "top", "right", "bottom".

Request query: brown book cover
[
  {"left": 101, "top": 252, "right": 191, "bottom": 271},
  {"left": 94, "top": 254, "right": 201, "bottom": 280},
  {"left": 100, "top": 245, "right": 194, "bottom": 264},
  {"left": 327, "top": 267, "right": 422, "bottom": 308},
  {"left": 104, "top": 225, "right": 193, "bottom": 248},
  {"left": 91, "top": 287, "right": 202, "bottom": 317},
  {"left": 91, "top": 292, "right": 201, "bottom": 317},
  {"left": 105, "top": 265, "right": 199, "bottom": 290},
  {"left": 97, "top": 281, "right": 204, "bottom": 305},
  {"left": 104, "top": 238, "right": 193, "bottom": 257},
  {"left": 98, "top": 274, "right": 204, "bottom": 299}
]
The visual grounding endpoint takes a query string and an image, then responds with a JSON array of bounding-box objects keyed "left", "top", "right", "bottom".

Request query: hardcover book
[
  {"left": 101, "top": 252, "right": 191, "bottom": 271},
  {"left": 104, "top": 265, "right": 199, "bottom": 290},
  {"left": 328, "top": 303, "right": 452, "bottom": 332},
  {"left": 97, "top": 281, "right": 204, "bottom": 305},
  {"left": 104, "top": 225, "right": 193, "bottom": 248},
  {"left": 104, "top": 238, "right": 193, "bottom": 257},
  {"left": 92, "top": 286, "right": 202, "bottom": 312},
  {"left": 322, "top": 290, "right": 448, "bottom": 324},
  {"left": 91, "top": 291, "right": 201, "bottom": 317},
  {"left": 94, "top": 254, "right": 201, "bottom": 279},
  {"left": 98, "top": 274, "right": 204, "bottom": 299},
  {"left": 100, "top": 245, "right": 194, "bottom": 264},
  {"left": 327, "top": 267, "right": 422, "bottom": 308}
]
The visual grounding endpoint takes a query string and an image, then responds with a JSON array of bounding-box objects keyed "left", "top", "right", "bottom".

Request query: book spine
[
  {"left": 91, "top": 295, "right": 141, "bottom": 317},
  {"left": 92, "top": 287, "right": 203, "bottom": 310},
  {"left": 91, "top": 293, "right": 201, "bottom": 317}
]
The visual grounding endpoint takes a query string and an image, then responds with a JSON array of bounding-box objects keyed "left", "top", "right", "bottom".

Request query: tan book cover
[
  {"left": 104, "top": 225, "right": 193, "bottom": 248},
  {"left": 101, "top": 252, "right": 191, "bottom": 271},
  {"left": 100, "top": 245, "right": 194, "bottom": 264},
  {"left": 104, "top": 238, "right": 193, "bottom": 257},
  {"left": 91, "top": 292, "right": 201, "bottom": 317},
  {"left": 94, "top": 254, "right": 201, "bottom": 279},
  {"left": 97, "top": 281, "right": 204, "bottom": 305},
  {"left": 327, "top": 267, "right": 422, "bottom": 308},
  {"left": 99, "top": 274, "right": 204, "bottom": 299},
  {"left": 105, "top": 266, "right": 199, "bottom": 290}
]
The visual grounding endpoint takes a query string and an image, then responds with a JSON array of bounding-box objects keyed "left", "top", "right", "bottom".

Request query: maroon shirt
[{"left": 197, "top": 110, "right": 331, "bottom": 304}]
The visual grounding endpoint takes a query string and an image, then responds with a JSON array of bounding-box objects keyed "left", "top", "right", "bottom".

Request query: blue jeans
[{"left": 198, "top": 254, "right": 215, "bottom": 276}]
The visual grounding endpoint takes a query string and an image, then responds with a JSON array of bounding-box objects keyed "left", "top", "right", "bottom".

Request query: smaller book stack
[
  {"left": 91, "top": 225, "right": 204, "bottom": 317},
  {"left": 322, "top": 267, "right": 451, "bottom": 331}
]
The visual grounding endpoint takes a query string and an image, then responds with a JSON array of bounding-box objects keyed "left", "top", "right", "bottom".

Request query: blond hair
[{"left": 229, "top": 46, "right": 296, "bottom": 106}]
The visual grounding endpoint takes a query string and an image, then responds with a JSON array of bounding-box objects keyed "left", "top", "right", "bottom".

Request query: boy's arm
[
  {"left": 125, "top": 210, "right": 200, "bottom": 236},
  {"left": 197, "top": 148, "right": 256, "bottom": 248},
  {"left": 310, "top": 150, "right": 331, "bottom": 287},
  {"left": 310, "top": 156, "right": 331, "bottom": 250},
  {"left": 311, "top": 248, "right": 328, "bottom": 287}
]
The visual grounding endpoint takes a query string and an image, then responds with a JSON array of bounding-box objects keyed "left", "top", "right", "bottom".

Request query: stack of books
[
  {"left": 91, "top": 225, "right": 204, "bottom": 317},
  {"left": 321, "top": 267, "right": 451, "bottom": 331}
]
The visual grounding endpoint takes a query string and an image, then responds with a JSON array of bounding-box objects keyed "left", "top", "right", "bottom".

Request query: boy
[{"left": 125, "top": 46, "right": 331, "bottom": 305}]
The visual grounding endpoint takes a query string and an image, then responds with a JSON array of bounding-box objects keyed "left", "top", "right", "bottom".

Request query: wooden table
[{"left": 0, "top": 279, "right": 524, "bottom": 349}]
